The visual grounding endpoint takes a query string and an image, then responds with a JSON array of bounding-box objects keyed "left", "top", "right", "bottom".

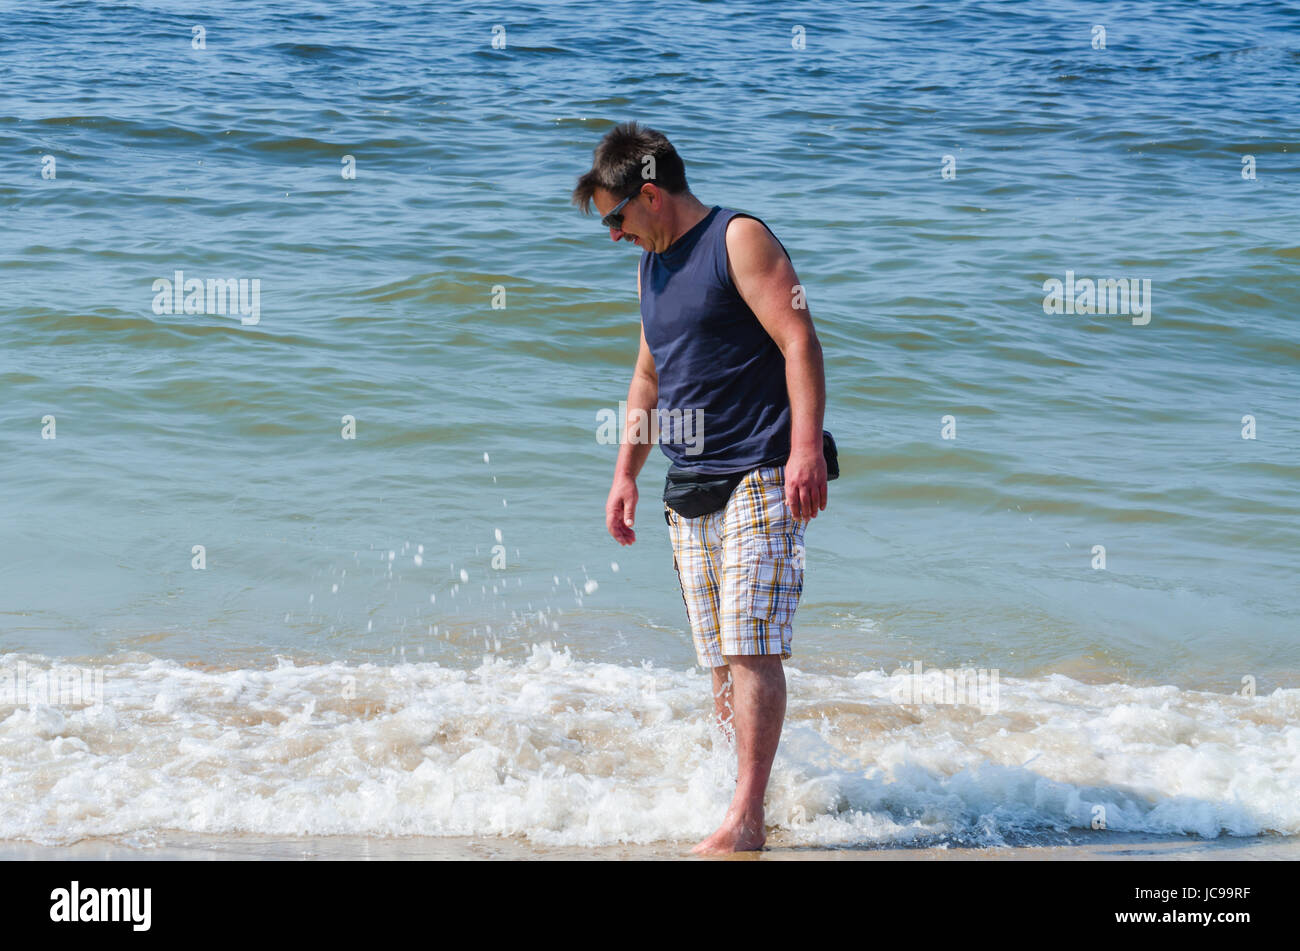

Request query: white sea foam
[{"left": 0, "top": 649, "right": 1296, "bottom": 848}]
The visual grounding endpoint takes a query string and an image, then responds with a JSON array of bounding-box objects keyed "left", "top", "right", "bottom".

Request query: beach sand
[{"left": 4, "top": 830, "right": 1297, "bottom": 861}]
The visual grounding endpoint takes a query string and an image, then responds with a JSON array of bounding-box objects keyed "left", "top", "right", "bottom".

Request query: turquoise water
[{"left": 0, "top": 1, "right": 1297, "bottom": 847}]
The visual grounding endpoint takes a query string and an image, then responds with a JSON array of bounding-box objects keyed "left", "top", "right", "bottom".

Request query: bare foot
[{"left": 691, "top": 813, "right": 766, "bottom": 855}]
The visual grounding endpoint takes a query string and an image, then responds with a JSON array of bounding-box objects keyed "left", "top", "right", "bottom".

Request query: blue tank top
[{"left": 639, "top": 205, "right": 793, "bottom": 474}]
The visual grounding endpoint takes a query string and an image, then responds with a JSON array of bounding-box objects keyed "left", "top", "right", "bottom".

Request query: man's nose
[{"left": 609, "top": 226, "right": 624, "bottom": 242}]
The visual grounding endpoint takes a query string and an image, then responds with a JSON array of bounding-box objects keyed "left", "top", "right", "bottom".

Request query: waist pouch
[{"left": 663, "top": 430, "right": 840, "bottom": 520}]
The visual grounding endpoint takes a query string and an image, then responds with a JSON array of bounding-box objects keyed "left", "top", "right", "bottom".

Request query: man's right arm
[
  {"left": 606, "top": 263, "right": 657, "bottom": 544},
  {"left": 615, "top": 323, "right": 658, "bottom": 482}
]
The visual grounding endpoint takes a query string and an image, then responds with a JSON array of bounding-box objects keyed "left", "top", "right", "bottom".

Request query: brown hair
[{"left": 570, "top": 120, "right": 690, "bottom": 214}]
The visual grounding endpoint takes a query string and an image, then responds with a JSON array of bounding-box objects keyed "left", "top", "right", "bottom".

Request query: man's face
[{"left": 593, "top": 185, "right": 651, "bottom": 251}]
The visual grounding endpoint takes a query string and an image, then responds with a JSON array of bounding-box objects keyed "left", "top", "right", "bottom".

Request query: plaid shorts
[{"left": 663, "top": 465, "right": 808, "bottom": 668}]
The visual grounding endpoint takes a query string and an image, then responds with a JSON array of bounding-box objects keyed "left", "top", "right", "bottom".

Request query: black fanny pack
[{"left": 663, "top": 430, "right": 839, "bottom": 520}]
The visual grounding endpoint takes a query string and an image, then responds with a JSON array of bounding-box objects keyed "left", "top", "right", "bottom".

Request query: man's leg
[
  {"left": 710, "top": 664, "right": 735, "bottom": 740},
  {"left": 692, "top": 466, "right": 804, "bottom": 855},
  {"left": 691, "top": 654, "right": 785, "bottom": 854}
]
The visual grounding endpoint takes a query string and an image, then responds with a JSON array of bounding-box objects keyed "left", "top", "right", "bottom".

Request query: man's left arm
[{"left": 726, "top": 216, "right": 827, "bottom": 520}]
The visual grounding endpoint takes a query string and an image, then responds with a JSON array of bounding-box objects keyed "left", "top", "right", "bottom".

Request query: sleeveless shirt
[{"left": 638, "top": 206, "right": 793, "bottom": 474}]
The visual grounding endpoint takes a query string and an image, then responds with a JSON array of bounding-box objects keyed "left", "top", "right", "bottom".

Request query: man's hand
[
  {"left": 784, "top": 445, "right": 827, "bottom": 521},
  {"left": 606, "top": 474, "right": 639, "bottom": 544}
]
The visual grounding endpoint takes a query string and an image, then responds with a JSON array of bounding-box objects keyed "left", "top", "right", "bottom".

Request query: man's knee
[{"left": 723, "top": 654, "right": 782, "bottom": 669}]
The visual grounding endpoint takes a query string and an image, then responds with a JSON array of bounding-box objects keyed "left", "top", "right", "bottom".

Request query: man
[{"left": 572, "top": 121, "right": 828, "bottom": 855}]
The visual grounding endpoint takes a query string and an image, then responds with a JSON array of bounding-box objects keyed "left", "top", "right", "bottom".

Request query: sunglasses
[{"left": 600, "top": 186, "right": 644, "bottom": 230}]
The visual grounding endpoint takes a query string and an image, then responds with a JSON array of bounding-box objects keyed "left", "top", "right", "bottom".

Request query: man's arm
[
  {"left": 616, "top": 322, "right": 658, "bottom": 483},
  {"left": 726, "top": 216, "right": 827, "bottom": 520},
  {"left": 606, "top": 263, "right": 658, "bottom": 544}
]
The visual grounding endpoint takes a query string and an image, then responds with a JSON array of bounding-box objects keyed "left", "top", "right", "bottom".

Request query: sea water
[{"left": 0, "top": 0, "right": 1297, "bottom": 847}]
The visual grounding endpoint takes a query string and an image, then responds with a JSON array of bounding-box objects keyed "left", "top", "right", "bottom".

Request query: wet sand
[{"left": 4, "top": 830, "right": 1297, "bottom": 861}]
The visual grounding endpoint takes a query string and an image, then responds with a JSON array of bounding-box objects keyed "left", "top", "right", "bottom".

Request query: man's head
[{"left": 571, "top": 121, "right": 692, "bottom": 252}]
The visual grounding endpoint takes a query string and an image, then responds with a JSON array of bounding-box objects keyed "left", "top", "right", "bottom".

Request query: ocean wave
[{"left": 1, "top": 646, "right": 1295, "bottom": 848}]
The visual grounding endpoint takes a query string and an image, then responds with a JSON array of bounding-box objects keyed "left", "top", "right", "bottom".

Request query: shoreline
[{"left": 4, "top": 830, "right": 1297, "bottom": 861}]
